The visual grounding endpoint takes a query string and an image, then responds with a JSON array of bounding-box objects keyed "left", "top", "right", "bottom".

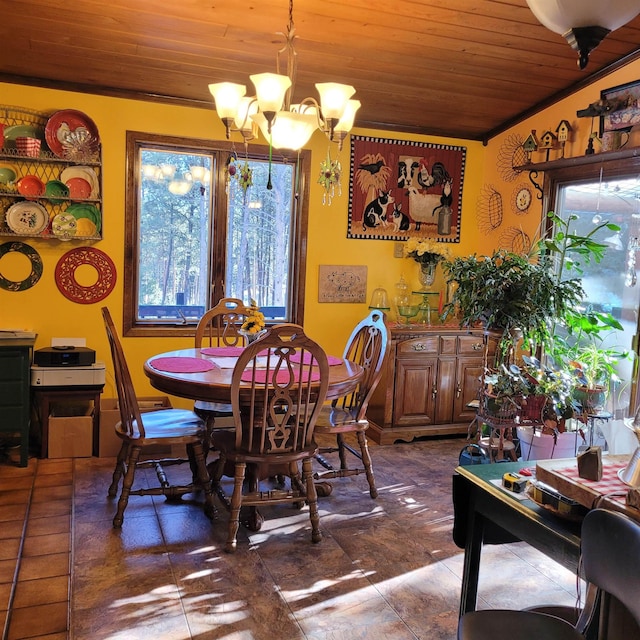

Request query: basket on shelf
[{"left": 478, "top": 392, "right": 520, "bottom": 425}]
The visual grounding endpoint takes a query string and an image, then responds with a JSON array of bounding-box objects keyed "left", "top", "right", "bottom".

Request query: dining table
[
  {"left": 143, "top": 346, "right": 364, "bottom": 404},
  {"left": 143, "top": 346, "right": 365, "bottom": 525}
]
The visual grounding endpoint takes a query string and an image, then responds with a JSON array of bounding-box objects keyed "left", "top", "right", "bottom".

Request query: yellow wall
[
  {"left": 0, "top": 82, "right": 484, "bottom": 405},
  {"left": 6, "top": 57, "right": 637, "bottom": 406}
]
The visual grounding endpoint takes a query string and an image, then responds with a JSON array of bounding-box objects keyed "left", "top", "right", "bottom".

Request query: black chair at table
[
  {"left": 313, "top": 309, "right": 388, "bottom": 498},
  {"left": 101, "top": 307, "right": 216, "bottom": 527},
  {"left": 209, "top": 324, "right": 329, "bottom": 552},
  {"left": 457, "top": 508, "right": 640, "bottom": 640}
]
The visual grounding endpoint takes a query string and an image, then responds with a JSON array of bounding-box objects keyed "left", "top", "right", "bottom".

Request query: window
[
  {"left": 124, "top": 132, "right": 310, "bottom": 336},
  {"left": 544, "top": 154, "right": 640, "bottom": 416}
]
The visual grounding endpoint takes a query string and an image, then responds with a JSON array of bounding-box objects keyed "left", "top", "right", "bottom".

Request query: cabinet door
[
  {"left": 393, "top": 357, "right": 438, "bottom": 426},
  {"left": 435, "top": 357, "right": 456, "bottom": 424},
  {"left": 0, "top": 348, "right": 29, "bottom": 431},
  {"left": 453, "top": 356, "right": 484, "bottom": 423}
]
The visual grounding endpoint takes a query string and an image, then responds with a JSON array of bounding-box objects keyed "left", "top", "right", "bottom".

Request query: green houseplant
[
  {"left": 441, "top": 248, "right": 583, "bottom": 357},
  {"left": 540, "top": 211, "right": 630, "bottom": 413}
]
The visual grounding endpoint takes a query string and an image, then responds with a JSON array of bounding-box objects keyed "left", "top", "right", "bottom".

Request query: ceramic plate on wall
[
  {"left": 5, "top": 202, "right": 49, "bottom": 235},
  {"left": 60, "top": 166, "right": 99, "bottom": 198},
  {"left": 45, "top": 109, "right": 100, "bottom": 158},
  {"left": 16, "top": 175, "right": 45, "bottom": 199},
  {"left": 0, "top": 163, "right": 17, "bottom": 184},
  {"left": 52, "top": 213, "right": 77, "bottom": 240},
  {"left": 64, "top": 177, "right": 92, "bottom": 200}
]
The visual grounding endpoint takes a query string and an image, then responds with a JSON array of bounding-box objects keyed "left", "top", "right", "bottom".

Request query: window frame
[{"left": 123, "top": 130, "right": 310, "bottom": 337}]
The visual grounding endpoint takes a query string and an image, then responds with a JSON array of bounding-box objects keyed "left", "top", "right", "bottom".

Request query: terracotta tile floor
[{"left": 0, "top": 437, "right": 581, "bottom": 640}]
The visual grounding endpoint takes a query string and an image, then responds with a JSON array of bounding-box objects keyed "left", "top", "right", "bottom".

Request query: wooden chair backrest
[
  {"left": 335, "top": 310, "right": 389, "bottom": 421},
  {"left": 230, "top": 324, "right": 329, "bottom": 455},
  {"left": 194, "top": 297, "right": 252, "bottom": 348},
  {"left": 101, "top": 307, "right": 145, "bottom": 439}
]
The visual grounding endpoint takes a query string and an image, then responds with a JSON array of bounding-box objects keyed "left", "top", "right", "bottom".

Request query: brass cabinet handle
[
  {"left": 472, "top": 342, "right": 483, "bottom": 351},
  {"left": 456, "top": 383, "right": 461, "bottom": 398},
  {"left": 412, "top": 343, "right": 427, "bottom": 351},
  {"left": 432, "top": 385, "right": 437, "bottom": 400}
]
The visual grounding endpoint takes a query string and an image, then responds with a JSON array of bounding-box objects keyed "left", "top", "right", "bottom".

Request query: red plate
[
  {"left": 16, "top": 175, "right": 45, "bottom": 199},
  {"left": 65, "top": 177, "right": 92, "bottom": 200},
  {"left": 45, "top": 109, "right": 100, "bottom": 158}
]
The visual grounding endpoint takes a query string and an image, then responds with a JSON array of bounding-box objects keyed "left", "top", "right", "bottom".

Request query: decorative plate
[
  {"left": 52, "top": 213, "right": 77, "bottom": 240},
  {"left": 45, "top": 109, "right": 100, "bottom": 159},
  {"left": 5, "top": 202, "right": 49, "bottom": 235},
  {"left": 513, "top": 185, "right": 532, "bottom": 213},
  {"left": 16, "top": 175, "right": 45, "bottom": 199},
  {"left": 3, "top": 124, "right": 43, "bottom": 142},
  {"left": 66, "top": 203, "right": 101, "bottom": 232},
  {"left": 55, "top": 247, "right": 116, "bottom": 304},
  {"left": 60, "top": 166, "right": 99, "bottom": 198},
  {"left": 0, "top": 241, "right": 43, "bottom": 291},
  {"left": 64, "top": 176, "right": 92, "bottom": 200},
  {"left": 45, "top": 179, "right": 70, "bottom": 204},
  {"left": 0, "top": 163, "right": 17, "bottom": 184}
]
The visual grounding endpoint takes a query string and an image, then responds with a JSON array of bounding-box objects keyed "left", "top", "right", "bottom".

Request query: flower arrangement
[
  {"left": 405, "top": 237, "right": 449, "bottom": 266},
  {"left": 241, "top": 300, "right": 266, "bottom": 334}
]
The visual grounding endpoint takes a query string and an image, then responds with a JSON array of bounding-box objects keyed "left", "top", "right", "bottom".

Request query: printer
[{"left": 31, "top": 339, "right": 105, "bottom": 387}]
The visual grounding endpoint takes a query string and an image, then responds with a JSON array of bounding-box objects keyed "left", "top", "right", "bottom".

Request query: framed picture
[
  {"left": 600, "top": 79, "right": 640, "bottom": 134},
  {"left": 318, "top": 265, "right": 367, "bottom": 303},
  {"left": 347, "top": 135, "right": 466, "bottom": 242}
]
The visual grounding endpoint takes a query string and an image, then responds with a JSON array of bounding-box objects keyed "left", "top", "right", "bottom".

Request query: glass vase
[{"left": 418, "top": 263, "right": 436, "bottom": 291}]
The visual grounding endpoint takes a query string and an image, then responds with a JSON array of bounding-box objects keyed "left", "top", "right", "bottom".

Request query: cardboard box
[
  {"left": 99, "top": 396, "right": 172, "bottom": 458},
  {"left": 48, "top": 405, "right": 93, "bottom": 458}
]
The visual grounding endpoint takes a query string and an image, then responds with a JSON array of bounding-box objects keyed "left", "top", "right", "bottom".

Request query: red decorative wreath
[{"left": 55, "top": 247, "right": 116, "bottom": 304}]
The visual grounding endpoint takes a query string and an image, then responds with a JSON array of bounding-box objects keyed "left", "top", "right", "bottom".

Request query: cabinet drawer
[
  {"left": 458, "top": 335, "right": 487, "bottom": 355},
  {"left": 397, "top": 336, "right": 439, "bottom": 356}
]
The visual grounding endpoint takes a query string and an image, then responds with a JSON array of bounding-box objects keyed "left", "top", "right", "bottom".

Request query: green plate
[
  {"left": 3, "top": 125, "right": 44, "bottom": 151},
  {"left": 66, "top": 203, "right": 101, "bottom": 232},
  {"left": 45, "top": 179, "right": 70, "bottom": 204}
]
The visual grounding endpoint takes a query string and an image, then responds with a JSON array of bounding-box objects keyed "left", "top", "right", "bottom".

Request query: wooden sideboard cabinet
[{"left": 367, "top": 324, "right": 498, "bottom": 445}]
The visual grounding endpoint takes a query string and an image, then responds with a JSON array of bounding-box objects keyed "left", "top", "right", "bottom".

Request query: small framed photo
[{"left": 600, "top": 79, "right": 640, "bottom": 134}]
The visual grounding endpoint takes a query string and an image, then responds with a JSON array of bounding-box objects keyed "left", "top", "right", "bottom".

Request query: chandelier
[
  {"left": 208, "top": 0, "right": 360, "bottom": 152},
  {"left": 526, "top": 0, "right": 640, "bottom": 69}
]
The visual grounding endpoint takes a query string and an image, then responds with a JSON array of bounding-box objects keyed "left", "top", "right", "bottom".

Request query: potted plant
[
  {"left": 441, "top": 248, "right": 583, "bottom": 358},
  {"left": 540, "top": 211, "right": 630, "bottom": 415}
]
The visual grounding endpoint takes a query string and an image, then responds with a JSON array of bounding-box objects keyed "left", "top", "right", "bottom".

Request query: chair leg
[
  {"left": 113, "top": 445, "right": 141, "bottom": 528},
  {"left": 108, "top": 441, "right": 128, "bottom": 498},
  {"left": 302, "top": 458, "right": 322, "bottom": 544},
  {"left": 226, "top": 461, "right": 246, "bottom": 553},
  {"left": 337, "top": 433, "right": 349, "bottom": 470},
  {"left": 356, "top": 431, "right": 378, "bottom": 499},
  {"left": 191, "top": 441, "right": 217, "bottom": 521}
]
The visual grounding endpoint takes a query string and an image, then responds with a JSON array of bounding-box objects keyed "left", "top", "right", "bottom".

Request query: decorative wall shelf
[
  {"left": 0, "top": 105, "right": 102, "bottom": 241},
  {"left": 515, "top": 146, "right": 640, "bottom": 173}
]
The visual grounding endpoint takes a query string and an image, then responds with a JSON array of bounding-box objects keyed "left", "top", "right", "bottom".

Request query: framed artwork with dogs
[{"left": 347, "top": 135, "right": 466, "bottom": 242}]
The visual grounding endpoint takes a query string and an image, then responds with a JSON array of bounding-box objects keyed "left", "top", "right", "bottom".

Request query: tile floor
[{"left": 0, "top": 436, "right": 581, "bottom": 640}]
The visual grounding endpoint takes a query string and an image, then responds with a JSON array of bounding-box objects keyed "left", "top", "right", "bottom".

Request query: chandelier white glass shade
[
  {"left": 209, "top": 76, "right": 358, "bottom": 151},
  {"left": 526, "top": 0, "right": 640, "bottom": 69},
  {"left": 208, "top": 0, "right": 360, "bottom": 152}
]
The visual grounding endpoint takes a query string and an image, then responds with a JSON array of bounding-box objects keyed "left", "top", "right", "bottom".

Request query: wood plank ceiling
[{"left": 1, "top": 0, "right": 640, "bottom": 142}]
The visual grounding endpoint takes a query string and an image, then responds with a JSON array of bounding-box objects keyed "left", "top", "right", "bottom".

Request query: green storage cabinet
[{"left": 0, "top": 338, "right": 35, "bottom": 467}]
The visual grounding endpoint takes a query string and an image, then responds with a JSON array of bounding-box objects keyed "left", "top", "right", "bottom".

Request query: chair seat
[
  {"left": 458, "top": 610, "right": 583, "bottom": 640},
  {"left": 116, "top": 408, "right": 206, "bottom": 443}
]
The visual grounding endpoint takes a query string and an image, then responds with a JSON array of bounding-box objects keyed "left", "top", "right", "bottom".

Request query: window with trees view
[{"left": 123, "top": 132, "right": 310, "bottom": 336}]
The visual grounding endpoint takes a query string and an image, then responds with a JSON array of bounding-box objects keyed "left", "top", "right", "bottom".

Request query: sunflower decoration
[{"left": 318, "top": 151, "right": 342, "bottom": 205}]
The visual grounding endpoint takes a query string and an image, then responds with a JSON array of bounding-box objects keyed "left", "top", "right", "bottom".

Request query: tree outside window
[{"left": 124, "top": 132, "right": 309, "bottom": 337}]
